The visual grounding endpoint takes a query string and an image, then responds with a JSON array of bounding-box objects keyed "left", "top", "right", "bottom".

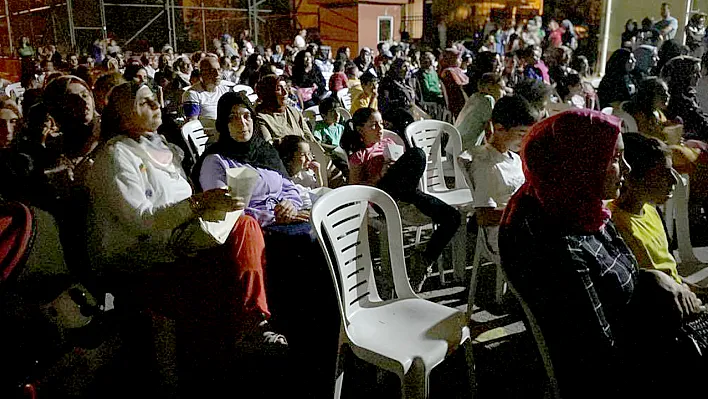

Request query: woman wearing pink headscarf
[
  {"left": 439, "top": 48, "right": 469, "bottom": 118},
  {"left": 500, "top": 109, "right": 706, "bottom": 398}
]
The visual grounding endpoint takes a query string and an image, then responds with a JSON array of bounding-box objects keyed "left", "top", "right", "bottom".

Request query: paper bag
[
  {"left": 383, "top": 143, "right": 404, "bottom": 162},
  {"left": 226, "top": 166, "right": 260, "bottom": 205},
  {"left": 171, "top": 209, "right": 243, "bottom": 256}
]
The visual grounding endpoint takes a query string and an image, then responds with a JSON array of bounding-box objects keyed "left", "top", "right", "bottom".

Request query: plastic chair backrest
[
  {"left": 503, "top": 274, "right": 561, "bottom": 399},
  {"left": 672, "top": 173, "right": 699, "bottom": 264},
  {"left": 336, "top": 88, "right": 352, "bottom": 111},
  {"left": 336, "top": 107, "right": 351, "bottom": 122},
  {"left": 404, "top": 120, "right": 468, "bottom": 192},
  {"left": 310, "top": 186, "right": 416, "bottom": 323},
  {"left": 382, "top": 129, "right": 405, "bottom": 147},
  {"left": 303, "top": 105, "right": 322, "bottom": 130},
  {"left": 6, "top": 82, "right": 24, "bottom": 105},
  {"left": 233, "top": 84, "right": 254, "bottom": 95},
  {"left": 181, "top": 119, "right": 208, "bottom": 157}
]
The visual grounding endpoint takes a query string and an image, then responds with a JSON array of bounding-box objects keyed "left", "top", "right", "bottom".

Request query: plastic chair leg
[
  {"left": 451, "top": 224, "right": 467, "bottom": 283},
  {"left": 467, "top": 231, "right": 484, "bottom": 320},
  {"left": 333, "top": 355, "right": 344, "bottom": 399},
  {"left": 333, "top": 336, "right": 346, "bottom": 399},
  {"left": 463, "top": 340, "right": 477, "bottom": 397},
  {"left": 402, "top": 357, "right": 428, "bottom": 399},
  {"left": 494, "top": 264, "right": 506, "bottom": 305}
]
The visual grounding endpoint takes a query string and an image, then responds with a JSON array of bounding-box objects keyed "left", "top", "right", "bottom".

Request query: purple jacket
[{"left": 199, "top": 154, "right": 303, "bottom": 226}]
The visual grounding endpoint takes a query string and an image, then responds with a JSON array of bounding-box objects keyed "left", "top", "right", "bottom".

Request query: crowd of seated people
[{"left": 5, "top": 8, "right": 708, "bottom": 396}]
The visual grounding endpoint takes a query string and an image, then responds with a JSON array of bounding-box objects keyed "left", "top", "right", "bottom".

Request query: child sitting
[
  {"left": 328, "top": 60, "right": 348, "bottom": 92},
  {"left": 610, "top": 133, "right": 707, "bottom": 296},
  {"left": 313, "top": 97, "right": 345, "bottom": 148},
  {"left": 350, "top": 72, "right": 378, "bottom": 113},
  {"left": 458, "top": 95, "right": 538, "bottom": 264},
  {"left": 277, "top": 135, "right": 323, "bottom": 209}
]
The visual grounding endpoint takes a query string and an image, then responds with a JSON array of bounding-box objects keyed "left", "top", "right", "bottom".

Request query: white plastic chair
[
  {"left": 438, "top": 84, "right": 454, "bottom": 124},
  {"left": 664, "top": 173, "right": 708, "bottom": 284},
  {"left": 310, "top": 185, "right": 475, "bottom": 399},
  {"left": 502, "top": 271, "right": 560, "bottom": 399},
  {"left": 232, "top": 84, "right": 258, "bottom": 104},
  {"left": 303, "top": 105, "right": 322, "bottom": 130},
  {"left": 5, "top": 82, "right": 24, "bottom": 105},
  {"left": 405, "top": 120, "right": 474, "bottom": 283},
  {"left": 336, "top": 88, "right": 352, "bottom": 111},
  {"left": 232, "top": 84, "right": 254, "bottom": 95},
  {"left": 336, "top": 107, "right": 351, "bottom": 122},
  {"left": 181, "top": 119, "right": 209, "bottom": 157}
]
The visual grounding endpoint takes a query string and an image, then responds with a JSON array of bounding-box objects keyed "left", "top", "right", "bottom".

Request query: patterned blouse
[{"left": 499, "top": 191, "right": 641, "bottom": 397}]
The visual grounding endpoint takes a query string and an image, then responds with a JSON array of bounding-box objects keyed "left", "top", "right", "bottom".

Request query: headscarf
[
  {"left": 255, "top": 74, "right": 285, "bottom": 114},
  {"left": 100, "top": 81, "right": 146, "bottom": 142},
  {"left": 439, "top": 48, "right": 469, "bottom": 86},
  {"left": 200, "top": 91, "right": 288, "bottom": 177},
  {"left": 502, "top": 109, "right": 622, "bottom": 233},
  {"left": 598, "top": 49, "right": 635, "bottom": 107}
]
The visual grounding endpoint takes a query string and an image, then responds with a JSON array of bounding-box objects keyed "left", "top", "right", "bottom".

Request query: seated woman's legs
[{"left": 262, "top": 222, "right": 340, "bottom": 397}]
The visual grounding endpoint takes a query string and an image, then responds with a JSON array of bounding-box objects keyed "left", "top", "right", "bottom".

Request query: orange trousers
[{"left": 142, "top": 215, "right": 270, "bottom": 330}]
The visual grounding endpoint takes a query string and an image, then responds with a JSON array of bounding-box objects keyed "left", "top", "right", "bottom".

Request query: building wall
[
  {"left": 358, "top": 3, "right": 402, "bottom": 51},
  {"left": 319, "top": 5, "right": 359, "bottom": 54},
  {"left": 295, "top": 0, "right": 321, "bottom": 33}
]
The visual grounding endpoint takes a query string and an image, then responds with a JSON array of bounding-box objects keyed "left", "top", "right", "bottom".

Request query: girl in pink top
[{"left": 340, "top": 108, "right": 460, "bottom": 290}]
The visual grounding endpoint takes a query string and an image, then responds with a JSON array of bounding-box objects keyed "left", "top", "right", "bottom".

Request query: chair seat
[
  {"left": 347, "top": 298, "right": 470, "bottom": 376},
  {"left": 427, "top": 189, "right": 474, "bottom": 210}
]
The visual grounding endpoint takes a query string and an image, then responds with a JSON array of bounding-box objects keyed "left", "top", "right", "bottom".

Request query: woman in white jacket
[{"left": 87, "top": 82, "right": 285, "bottom": 355}]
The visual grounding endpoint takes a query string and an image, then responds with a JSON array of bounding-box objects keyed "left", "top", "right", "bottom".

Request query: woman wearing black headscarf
[
  {"left": 598, "top": 48, "right": 637, "bottom": 108},
  {"left": 197, "top": 91, "right": 339, "bottom": 398},
  {"left": 291, "top": 50, "right": 326, "bottom": 107}
]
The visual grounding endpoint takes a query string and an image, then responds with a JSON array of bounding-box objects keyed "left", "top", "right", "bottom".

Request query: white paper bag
[
  {"left": 226, "top": 166, "right": 260, "bottom": 205},
  {"left": 383, "top": 143, "right": 404, "bottom": 162}
]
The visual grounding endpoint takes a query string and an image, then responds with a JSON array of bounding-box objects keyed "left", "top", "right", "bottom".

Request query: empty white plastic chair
[
  {"left": 405, "top": 120, "right": 474, "bottom": 283},
  {"left": 336, "top": 88, "right": 352, "bottom": 111},
  {"left": 310, "top": 185, "right": 475, "bottom": 399}
]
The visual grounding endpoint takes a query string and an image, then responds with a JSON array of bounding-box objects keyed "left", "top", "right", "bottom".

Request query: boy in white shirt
[{"left": 458, "top": 95, "right": 538, "bottom": 263}]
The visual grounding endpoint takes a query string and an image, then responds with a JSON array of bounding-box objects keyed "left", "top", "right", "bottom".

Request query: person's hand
[
  {"left": 648, "top": 270, "right": 703, "bottom": 319},
  {"left": 274, "top": 200, "right": 298, "bottom": 224},
  {"left": 195, "top": 188, "right": 245, "bottom": 213},
  {"left": 307, "top": 160, "right": 320, "bottom": 173}
]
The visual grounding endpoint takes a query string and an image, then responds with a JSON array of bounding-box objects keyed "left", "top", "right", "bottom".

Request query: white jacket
[{"left": 87, "top": 134, "right": 194, "bottom": 272}]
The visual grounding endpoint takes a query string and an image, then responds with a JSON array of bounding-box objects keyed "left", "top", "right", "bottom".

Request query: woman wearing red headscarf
[
  {"left": 499, "top": 109, "right": 706, "bottom": 398},
  {"left": 439, "top": 48, "right": 469, "bottom": 118}
]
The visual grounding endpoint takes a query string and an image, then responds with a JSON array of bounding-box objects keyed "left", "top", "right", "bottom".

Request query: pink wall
[{"left": 358, "top": 4, "right": 402, "bottom": 52}]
